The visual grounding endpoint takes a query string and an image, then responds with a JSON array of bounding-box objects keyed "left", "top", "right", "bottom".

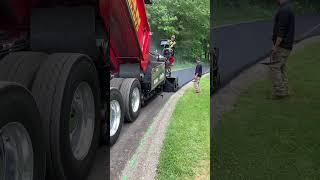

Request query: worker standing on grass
[
  {"left": 168, "top": 35, "right": 176, "bottom": 50},
  {"left": 168, "top": 35, "right": 176, "bottom": 65},
  {"left": 194, "top": 57, "right": 203, "bottom": 93},
  {"left": 269, "top": 0, "right": 295, "bottom": 99}
]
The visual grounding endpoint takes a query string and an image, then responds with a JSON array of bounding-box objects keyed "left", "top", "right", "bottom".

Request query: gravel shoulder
[
  {"left": 120, "top": 74, "right": 209, "bottom": 179},
  {"left": 110, "top": 93, "right": 172, "bottom": 179},
  {"left": 119, "top": 81, "right": 194, "bottom": 179}
]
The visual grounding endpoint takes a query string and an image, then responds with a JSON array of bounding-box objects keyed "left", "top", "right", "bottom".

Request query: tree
[{"left": 147, "top": 0, "right": 210, "bottom": 62}]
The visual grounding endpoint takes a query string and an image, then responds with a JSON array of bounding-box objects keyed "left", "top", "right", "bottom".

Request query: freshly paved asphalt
[
  {"left": 212, "top": 15, "right": 320, "bottom": 87},
  {"left": 172, "top": 67, "right": 210, "bottom": 87}
]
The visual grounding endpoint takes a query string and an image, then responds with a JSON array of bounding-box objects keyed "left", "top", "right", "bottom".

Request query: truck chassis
[{"left": 0, "top": 0, "right": 178, "bottom": 179}]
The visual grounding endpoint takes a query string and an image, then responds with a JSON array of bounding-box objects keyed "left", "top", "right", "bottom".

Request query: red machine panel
[
  {"left": 103, "top": 0, "right": 151, "bottom": 74},
  {"left": 1, "top": 0, "right": 151, "bottom": 74}
]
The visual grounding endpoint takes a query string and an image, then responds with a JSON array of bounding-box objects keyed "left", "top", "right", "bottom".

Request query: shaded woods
[{"left": 147, "top": 0, "right": 210, "bottom": 63}]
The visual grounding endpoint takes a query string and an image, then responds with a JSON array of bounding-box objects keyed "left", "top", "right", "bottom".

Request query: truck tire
[
  {"left": 0, "top": 82, "right": 46, "bottom": 180},
  {"left": 109, "top": 87, "right": 124, "bottom": 145},
  {"left": 120, "top": 78, "right": 141, "bottom": 122},
  {"left": 31, "top": 53, "right": 101, "bottom": 180},
  {"left": 0, "top": 52, "right": 47, "bottom": 89},
  {"left": 110, "top": 78, "right": 124, "bottom": 89}
]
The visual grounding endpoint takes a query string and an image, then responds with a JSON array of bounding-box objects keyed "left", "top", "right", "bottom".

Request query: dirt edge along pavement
[{"left": 120, "top": 74, "right": 209, "bottom": 180}]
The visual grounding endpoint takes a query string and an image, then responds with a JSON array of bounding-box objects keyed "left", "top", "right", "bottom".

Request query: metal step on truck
[{"left": 0, "top": 0, "right": 178, "bottom": 179}]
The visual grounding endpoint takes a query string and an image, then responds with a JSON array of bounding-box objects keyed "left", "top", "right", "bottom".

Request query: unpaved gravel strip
[
  {"left": 120, "top": 74, "right": 209, "bottom": 180},
  {"left": 213, "top": 36, "right": 320, "bottom": 124},
  {"left": 110, "top": 93, "right": 172, "bottom": 179}
]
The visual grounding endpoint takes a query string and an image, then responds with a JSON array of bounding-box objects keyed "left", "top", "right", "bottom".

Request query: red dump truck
[{"left": 0, "top": 0, "right": 178, "bottom": 179}]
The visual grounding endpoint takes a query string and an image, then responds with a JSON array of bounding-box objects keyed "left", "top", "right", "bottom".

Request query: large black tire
[
  {"left": 109, "top": 87, "right": 124, "bottom": 145},
  {"left": 31, "top": 53, "right": 101, "bottom": 180},
  {"left": 0, "top": 82, "right": 46, "bottom": 180},
  {"left": 120, "top": 78, "right": 141, "bottom": 122},
  {"left": 0, "top": 52, "right": 47, "bottom": 89},
  {"left": 110, "top": 78, "right": 124, "bottom": 89}
]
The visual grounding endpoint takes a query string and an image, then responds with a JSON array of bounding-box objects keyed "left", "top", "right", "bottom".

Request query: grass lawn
[
  {"left": 157, "top": 76, "right": 210, "bottom": 180},
  {"left": 214, "top": 42, "right": 320, "bottom": 179}
]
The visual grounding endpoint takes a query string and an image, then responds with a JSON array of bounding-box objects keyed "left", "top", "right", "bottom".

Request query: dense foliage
[{"left": 146, "top": 0, "right": 210, "bottom": 63}]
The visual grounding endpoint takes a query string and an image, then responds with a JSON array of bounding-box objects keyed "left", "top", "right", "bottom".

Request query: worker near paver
[
  {"left": 168, "top": 35, "right": 176, "bottom": 65},
  {"left": 269, "top": 0, "right": 295, "bottom": 99},
  {"left": 194, "top": 57, "right": 203, "bottom": 93},
  {"left": 168, "top": 35, "right": 176, "bottom": 50}
]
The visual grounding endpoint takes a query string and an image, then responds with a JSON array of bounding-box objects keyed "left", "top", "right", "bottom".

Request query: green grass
[
  {"left": 157, "top": 76, "right": 210, "bottom": 180},
  {"left": 214, "top": 42, "right": 320, "bottom": 179}
]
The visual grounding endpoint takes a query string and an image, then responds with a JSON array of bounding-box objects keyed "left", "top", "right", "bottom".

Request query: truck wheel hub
[
  {"left": 69, "top": 82, "right": 95, "bottom": 161},
  {"left": 131, "top": 87, "right": 140, "bottom": 113},
  {"left": 0, "top": 122, "right": 33, "bottom": 180},
  {"left": 110, "top": 100, "right": 121, "bottom": 137}
]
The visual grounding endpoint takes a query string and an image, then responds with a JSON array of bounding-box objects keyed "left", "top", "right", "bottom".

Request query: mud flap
[{"left": 163, "top": 77, "right": 179, "bottom": 92}]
